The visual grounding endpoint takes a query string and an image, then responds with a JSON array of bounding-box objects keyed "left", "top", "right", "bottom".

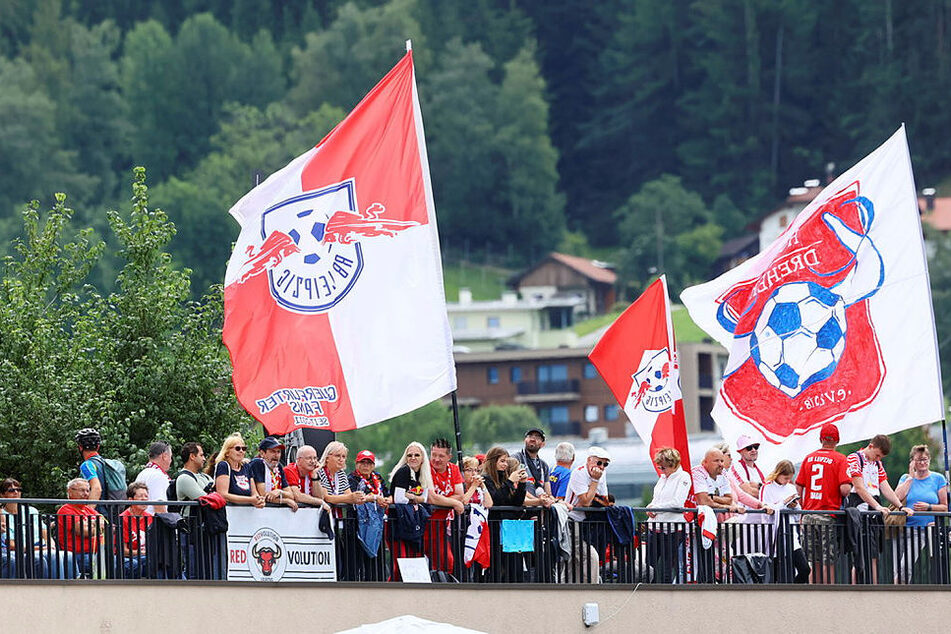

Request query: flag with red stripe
[
  {"left": 588, "top": 276, "right": 691, "bottom": 474},
  {"left": 223, "top": 50, "right": 455, "bottom": 434}
]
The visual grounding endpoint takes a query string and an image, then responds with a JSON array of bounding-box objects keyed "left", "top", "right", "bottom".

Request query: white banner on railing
[{"left": 226, "top": 506, "right": 336, "bottom": 582}]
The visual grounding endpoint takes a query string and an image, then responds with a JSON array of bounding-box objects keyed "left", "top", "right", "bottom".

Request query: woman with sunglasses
[
  {"left": 214, "top": 433, "right": 266, "bottom": 508},
  {"left": 0, "top": 478, "right": 76, "bottom": 578}
]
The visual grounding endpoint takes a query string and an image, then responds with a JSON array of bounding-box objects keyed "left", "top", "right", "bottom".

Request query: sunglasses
[
  {"left": 743, "top": 445, "right": 761, "bottom": 451},
  {"left": 3, "top": 488, "right": 21, "bottom": 493},
  {"left": 596, "top": 460, "right": 610, "bottom": 468},
  {"left": 406, "top": 453, "right": 422, "bottom": 458},
  {"left": 234, "top": 446, "right": 248, "bottom": 452}
]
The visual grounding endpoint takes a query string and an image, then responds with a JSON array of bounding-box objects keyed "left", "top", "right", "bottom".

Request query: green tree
[
  {"left": 0, "top": 169, "right": 254, "bottom": 497},
  {"left": 459, "top": 405, "right": 543, "bottom": 453},
  {"left": 152, "top": 101, "right": 344, "bottom": 294},
  {"left": 615, "top": 174, "right": 722, "bottom": 296},
  {"left": 287, "top": 0, "right": 426, "bottom": 114},
  {"left": 494, "top": 43, "right": 565, "bottom": 258}
]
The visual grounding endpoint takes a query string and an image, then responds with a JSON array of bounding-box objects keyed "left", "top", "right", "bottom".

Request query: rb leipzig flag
[
  {"left": 223, "top": 50, "right": 456, "bottom": 435},
  {"left": 589, "top": 276, "right": 691, "bottom": 474},
  {"left": 681, "top": 126, "right": 943, "bottom": 467}
]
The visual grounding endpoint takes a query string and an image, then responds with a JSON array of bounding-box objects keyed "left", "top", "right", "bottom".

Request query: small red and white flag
[
  {"left": 589, "top": 276, "right": 692, "bottom": 473},
  {"left": 223, "top": 50, "right": 456, "bottom": 435}
]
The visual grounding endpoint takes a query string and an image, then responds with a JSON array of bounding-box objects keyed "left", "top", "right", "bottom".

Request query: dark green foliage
[{"left": 0, "top": 170, "right": 253, "bottom": 497}]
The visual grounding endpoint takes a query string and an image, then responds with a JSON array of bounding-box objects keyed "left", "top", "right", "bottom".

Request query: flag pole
[
  {"left": 942, "top": 418, "right": 950, "bottom": 484},
  {"left": 451, "top": 391, "right": 464, "bottom": 465}
]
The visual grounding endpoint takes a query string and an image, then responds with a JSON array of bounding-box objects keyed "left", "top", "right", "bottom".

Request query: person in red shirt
[
  {"left": 427, "top": 438, "right": 464, "bottom": 574},
  {"left": 284, "top": 445, "right": 328, "bottom": 509},
  {"left": 118, "top": 482, "right": 153, "bottom": 578},
  {"left": 57, "top": 478, "right": 106, "bottom": 578},
  {"left": 794, "top": 423, "right": 851, "bottom": 584}
]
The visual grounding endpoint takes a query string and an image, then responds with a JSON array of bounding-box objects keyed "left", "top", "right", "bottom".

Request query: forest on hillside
[{"left": 3, "top": 0, "right": 951, "bottom": 297}]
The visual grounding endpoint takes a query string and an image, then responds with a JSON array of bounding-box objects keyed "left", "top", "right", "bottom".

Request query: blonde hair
[
  {"left": 910, "top": 444, "right": 930, "bottom": 460},
  {"left": 505, "top": 456, "right": 520, "bottom": 474},
  {"left": 462, "top": 456, "right": 480, "bottom": 472},
  {"left": 653, "top": 447, "right": 681, "bottom": 470},
  {"left": 389, "top": 441, "right": 433, "bottom": 490},
  {"left": 319, "top": 441, "right": 348, "bottom": 472},
  {"left": 766, "top": 459, "right": 795, "bottom": 482},
  {"left": 214, "top": 433, "right": 245, "bottom": 466}
]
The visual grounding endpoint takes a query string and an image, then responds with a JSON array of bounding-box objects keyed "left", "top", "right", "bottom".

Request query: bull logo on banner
[
  {"left": 714, "top": 182, "right": 885, "bottom": 442},
  {"left": 247, "top": 528, "right": 287, "bottom": 581}
]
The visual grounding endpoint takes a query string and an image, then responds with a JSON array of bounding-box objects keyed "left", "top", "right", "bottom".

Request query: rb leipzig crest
[
  {"left": 626, "top": 348, "right": 682, "bottom": 414},
  {"left": 715, "top": 182, "right": 885, "bottom": 441},
  {"left": 235, "top": 178, "right": 418, "bottom": 314}
]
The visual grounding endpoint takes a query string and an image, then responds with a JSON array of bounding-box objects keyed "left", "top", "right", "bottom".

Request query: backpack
[
  {"left": 90, "top": 455, "right": 128, "bottom": 500},
  {"left": 166, "top": 469, "right": 198, "bottom": 513}
]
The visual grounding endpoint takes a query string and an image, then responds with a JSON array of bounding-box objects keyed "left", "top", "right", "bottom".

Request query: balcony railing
[
  {"left": 516, "top": 379, "right": 580, "bottom": 395},
  {"left": 1, "top": 499, "right": 946, "bottom": 586}
]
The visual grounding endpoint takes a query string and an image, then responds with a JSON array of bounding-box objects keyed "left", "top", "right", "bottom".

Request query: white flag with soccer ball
[{"left": 681, "top": 126, "right": 942, "bottom": 467}]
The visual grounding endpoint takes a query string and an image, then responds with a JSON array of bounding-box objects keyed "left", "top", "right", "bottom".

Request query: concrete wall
[{"left": 2, "top": 581, "right": 946, "bottom": 634}]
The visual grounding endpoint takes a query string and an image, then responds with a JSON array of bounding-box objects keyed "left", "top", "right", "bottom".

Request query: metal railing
[{"left": 2, "top": 499, "right": 949, "bottom": 585}]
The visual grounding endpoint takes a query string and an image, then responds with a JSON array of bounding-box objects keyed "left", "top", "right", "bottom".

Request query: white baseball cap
[
  {"left": 736, "top": 435, "right": 760, "bottom": 451},
  {"left": 588, "top": 446, "right": 612, "bottom": 461}
]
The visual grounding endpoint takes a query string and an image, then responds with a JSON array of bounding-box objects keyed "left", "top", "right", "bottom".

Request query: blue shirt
[
  {"left": 549, "top": 465, "right": 571, "bottom": 499},
  {"left": 80, "top": 454, "right": 103, "bottom": 485},
  {"left": 898, "top": 471, "right": 947, "bottom": 527}
]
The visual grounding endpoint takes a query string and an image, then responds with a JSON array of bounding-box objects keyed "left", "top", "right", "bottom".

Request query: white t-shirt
[
  {"left": 135, "top": 465, "right": 170, "bottom": 514},
  {"left": 691, "top": 464, "right": 730, "bottom": 500},
  {"left": 566, "top": 465, "right": 608, "bottom": 521}
]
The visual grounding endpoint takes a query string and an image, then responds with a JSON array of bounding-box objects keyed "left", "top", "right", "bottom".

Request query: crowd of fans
[{"left": 0, "top": 422, "right": 946, "bottom": 584}]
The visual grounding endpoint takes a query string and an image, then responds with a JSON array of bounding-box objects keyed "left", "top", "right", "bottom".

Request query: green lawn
[
  {"left": 442, "top": 262, "right": 512, "bottom": 301},
  {"left": 572, "top": 304, "right": 712, "bottom": 342}
]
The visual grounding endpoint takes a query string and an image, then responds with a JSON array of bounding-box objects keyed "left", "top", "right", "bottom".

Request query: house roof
[
  {"left": 512, "top": 252, "right": 617, "bottom": 286},
  {"left": 718, "top": 233, "right": 759, "bottom": 258},
  {"left": 919, "top": 196, "right": 951, "bottom": 232}
]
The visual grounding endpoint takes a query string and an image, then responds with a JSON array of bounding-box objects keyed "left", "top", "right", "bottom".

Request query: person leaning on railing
[
  {"left": 57, "top": 478, "right": 107, "bottom": 578},
  {"left": 118, "top": 482, "right": 152, "bottom": 579},
  {"left": 249, "top": 437, "right": 298, "bottom": 511},
  {"left": 213, "top": 433, "right": 265, "bottom": 508},
  {"left": 461, "top": 457, "right": 492, "bottom": 509},
  {"left": 479, "top": 447, "right": 527, "bottom": 582},
  {"left": 0, "top": 478, "right": 76, "bottom": 579},
  {"left": 564, "top": 447, "right": 613, "bottom": 584},
  {"left": 285, "top": 445, "right": 329, "bottom": 510},
  {"left": 893, "top": 444, "right": 948, "bottom": 583},
  {"left": 757, "top": 460, "right": 809, "bottom": 583},
  {"left": 646, "top": 448, "right": 691, "bottom": 584}
]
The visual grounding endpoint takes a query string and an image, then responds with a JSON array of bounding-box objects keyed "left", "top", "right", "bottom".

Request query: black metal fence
[{"left": 2, "top": 499, "right": 949, "bottom": 585}]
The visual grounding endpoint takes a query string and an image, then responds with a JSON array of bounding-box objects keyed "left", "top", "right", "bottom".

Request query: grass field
[
  {"left": 442, "top": 261, "right": 511, "bottom": 301},
  {"left": 572, "top": 304, "right": 712, "bottom": 342}
]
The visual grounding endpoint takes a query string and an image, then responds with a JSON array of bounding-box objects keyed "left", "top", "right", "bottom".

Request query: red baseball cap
[
  {"left": 355, "top": 450, "right": 376, "bottom": 463},
  {"left": 819, "top": 423, "right": 839, "bottom": 442}
]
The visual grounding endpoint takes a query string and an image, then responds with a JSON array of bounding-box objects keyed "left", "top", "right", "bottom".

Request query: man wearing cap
[
  {"left": 349, "top": 450, "right": 391, "bottom": 508},
  {"left": 513, "top": 428, "right": 554, "bottom": 507},
  {"left": 249, "top": 437, "right": 298, "bottom": 511},
  {"left": 563, "top": 447, "right": 612, "bottom": 582},
  {"left": 795, "top": 423, "right": 852, "bottom": 583},
  {"left": 284, "top": 445, "right": 328, "bottom": 509},
  {"left": 730, "top": 435, "right": 766, "bottom": 511}
]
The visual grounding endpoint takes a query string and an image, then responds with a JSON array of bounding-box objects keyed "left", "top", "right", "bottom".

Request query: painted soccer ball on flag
[
  {"left": 749, "top": 281, "right": 847, "bottom": 397},
  {"left": 705, "top": 182, "right": 886, "bottom": 439}
]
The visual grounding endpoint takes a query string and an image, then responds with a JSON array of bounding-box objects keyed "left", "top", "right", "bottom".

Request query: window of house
[
  {"left": 583, "top": 362, "right": 597, "bottom": 379},
  {"left": 487, "top": 316, "right": 500, "bottom": 328},
  {"left": 539, "top": 405, "right": 570, "bottom": 425},
  {"left": 604, "top": 404, "right": 619, "bottom": 421},
  {"left": 487, "top": 367, "right": 499, "bottom": 385},
  {"left": 537, "top": 364, "right": 568, "bottom": 383},
  {"left": 584, "top": 405, "right": 599, "bottom": 422},
  {"left": 453, "top": 316, "right": 467, "bottom": 330},
  {"left": 510, "top": 366, "right": 522, "bottom": 383}
]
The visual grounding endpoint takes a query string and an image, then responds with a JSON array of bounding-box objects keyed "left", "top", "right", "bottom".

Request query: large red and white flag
[
  {"left": 681, "top": 126, "right": 942, "bottom": 467},
  {"left": 223, "top": 50, "right": 456, "bottom": 435},
  {"left": 589, "top": 276, "right": 692, "bottom": 473}
]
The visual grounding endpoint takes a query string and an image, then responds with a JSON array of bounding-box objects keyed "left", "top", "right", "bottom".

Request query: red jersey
[
  {"left": 795, "top": 448, "right": 850, "bottom": 511},
  {"left": 118, "top": 509, "right": 153, "bottom": 554},
  {"left": 57, "top": 504, "right": 102, "bottom": 553},
  {"left": 284, "top": 463, "right": 319, "bottom": 497},
  {"left": 430, "top": 462, "right": 463, "bottom": 519}
]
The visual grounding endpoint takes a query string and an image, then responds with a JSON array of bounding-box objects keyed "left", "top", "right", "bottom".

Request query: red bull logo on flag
[
  {"left": 681, "top": 127, "right": 943, "bottom": 467},
  {"left": 628, "top": 348, "right": 681, "bottom": 414},
  {"left": 223, "top": 50, "right": 456, "bottom": 435}
]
